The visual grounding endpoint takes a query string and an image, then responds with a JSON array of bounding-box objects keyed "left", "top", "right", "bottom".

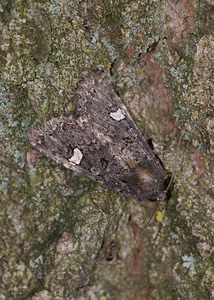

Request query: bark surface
[{"left": 0, "top": 1, "right": 213, "bottom": 299}]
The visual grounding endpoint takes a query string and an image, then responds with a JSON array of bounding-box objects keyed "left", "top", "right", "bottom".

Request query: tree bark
[{"left": 0, "top": 0, "right": 213, "bottom": 299}]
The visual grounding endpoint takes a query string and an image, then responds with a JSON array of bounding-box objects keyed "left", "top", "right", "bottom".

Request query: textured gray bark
[{"left": 0, "top": 1, "right": 213, "bottom": 299}]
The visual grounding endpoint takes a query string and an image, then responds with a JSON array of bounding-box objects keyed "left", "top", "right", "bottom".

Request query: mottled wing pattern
[{"left": 28, "top": 71, "right": 166, "bottom": 201}]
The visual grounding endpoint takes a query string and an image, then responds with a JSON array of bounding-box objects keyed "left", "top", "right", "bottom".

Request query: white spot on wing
[
  {"left": 110, "top": 108, "right": 125, "bottom": 121},
  {"left": 69, "top": 148, "right": 83, "bottom": 165}
]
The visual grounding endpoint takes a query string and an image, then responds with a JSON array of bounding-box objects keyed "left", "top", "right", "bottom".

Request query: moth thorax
[{"left": 136, "top": 168, "right": 156, "bottom": 185}]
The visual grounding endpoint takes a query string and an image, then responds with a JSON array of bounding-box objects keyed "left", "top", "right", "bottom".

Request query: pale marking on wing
[
  {"left": 110, "top": 108, "right": 125, "bottom": 121},
  {"left": 69, "top": 148, "right": 83, "bottom": 165}
]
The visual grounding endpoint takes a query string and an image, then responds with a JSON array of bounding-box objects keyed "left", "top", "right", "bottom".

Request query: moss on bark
[{"left": 0, "top": 0, "right": 213, "bottom": 299}]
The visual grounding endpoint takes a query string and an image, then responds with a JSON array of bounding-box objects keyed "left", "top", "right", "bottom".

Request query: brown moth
[{"left": 28, "top": 71, "right": 166, "bottom": 202}]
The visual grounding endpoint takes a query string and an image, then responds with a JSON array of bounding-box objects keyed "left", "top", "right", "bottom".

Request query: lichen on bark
[{"left": 0, "top": 0, "right": 213, "bottom": 299}]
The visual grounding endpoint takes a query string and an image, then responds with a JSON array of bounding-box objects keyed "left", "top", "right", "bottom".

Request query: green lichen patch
[
  {"left": 0, "top": 1, "right": 52, "bottom": 84},
  {"left": 0, "top": 0, "right": 213, "bottom": 299}
]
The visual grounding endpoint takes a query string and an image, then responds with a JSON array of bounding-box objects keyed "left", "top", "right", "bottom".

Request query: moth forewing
[{"left": 28, "top": 71, "right": 166, "bottom": 202}]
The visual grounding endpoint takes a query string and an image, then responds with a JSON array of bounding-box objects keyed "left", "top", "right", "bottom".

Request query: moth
[{"left": 28, "top": 71, "right": 166, "bottom": 202}]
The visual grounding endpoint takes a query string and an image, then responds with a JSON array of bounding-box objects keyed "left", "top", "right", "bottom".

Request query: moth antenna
[
  {"left": 129, "top": 132, "right": 183, "bottom": 260},
  {"left": 128, "top": 201, "right": 160, "bottom": 264},
  {"left": 165, "top": 132, "right": 183, "bottom": 194}
]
